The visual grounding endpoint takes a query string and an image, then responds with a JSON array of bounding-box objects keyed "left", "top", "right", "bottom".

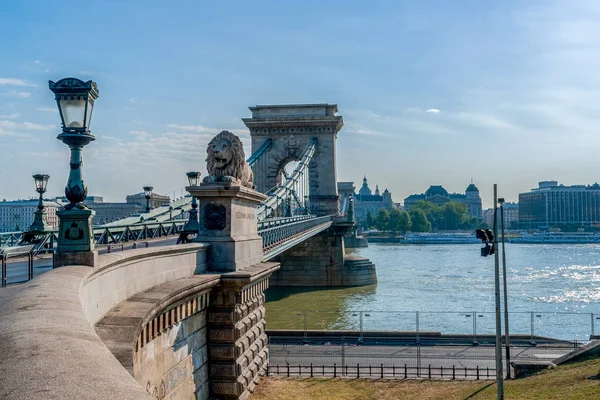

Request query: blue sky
[{"left": 1, "top": 0, "right": 600, "bottom": 208}]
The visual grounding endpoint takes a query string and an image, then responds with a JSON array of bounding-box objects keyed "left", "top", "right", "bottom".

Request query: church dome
[
  {"left": 425, "top": 185, "right": 448, "bottom": 197},
  {"left": 466, "top": 183, "right": 479, "bottom": 193}
]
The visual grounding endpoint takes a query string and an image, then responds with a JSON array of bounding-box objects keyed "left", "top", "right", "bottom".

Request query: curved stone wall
[
  {"left": 82, "top": 244, "right": 208, "bottom": 325},
  {"left": 0, "top": 243, "right": 208, "bottom": 400}
]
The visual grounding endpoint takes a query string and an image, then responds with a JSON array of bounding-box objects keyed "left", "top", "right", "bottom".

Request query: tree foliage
[
  {"left": 375, "top": 208, "right": 390, "bottom": 231},
  {"left": 410, "top": 200, "right": 477, "bottom": 230},
  {"left": 409, "top": 208, "right": 432, "bottom": 232},
  {"left": 388, "top": 208, "right": 412, "bottom": 233}
]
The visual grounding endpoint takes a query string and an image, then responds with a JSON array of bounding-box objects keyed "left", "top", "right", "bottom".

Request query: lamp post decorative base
[
  {"left": 28, "top": 209, "right": 53, "bottom": 233},
  {"left": 187, "top": 183, "right": 267, "bottom": 272},
  {"left": 53, "top": 207, "right": 97, "bottom": 268}
]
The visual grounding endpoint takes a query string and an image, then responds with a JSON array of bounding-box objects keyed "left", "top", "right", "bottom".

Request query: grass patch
[{"left": 252, "top": 357, "right": 600, "bottom": 399}]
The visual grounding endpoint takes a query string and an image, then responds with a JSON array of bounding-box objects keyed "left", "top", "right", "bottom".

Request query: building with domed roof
[
  {"left": 350, "top": 176, "right": 394, "bottom": 222},
  {"left": 404, "top": 182, "right": 483, "bottom": 219}
]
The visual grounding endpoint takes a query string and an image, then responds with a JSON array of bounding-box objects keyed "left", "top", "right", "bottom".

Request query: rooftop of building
[
  {"left": 530, "top": 181, "right": 600, "bottom": 192},
  {"left": 0, "top": 199, "right": 61, "bottom": 207},
  {"left": 425, "top": 185, "right": 449, "bottom": 197},
  {"left": 466, "top": 183, "right": 479, "bottom": 192}
]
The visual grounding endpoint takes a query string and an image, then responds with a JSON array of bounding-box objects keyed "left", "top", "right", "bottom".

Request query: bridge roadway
[
  {"left": 2, "top": 237, "right": 178, "bottom": 285},
  {"left": 268, "top": 341, "right": 574, "bottom": 378}
]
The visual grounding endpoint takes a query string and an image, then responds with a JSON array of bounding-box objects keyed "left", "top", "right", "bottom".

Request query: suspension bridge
[{"left": 1, "top": 104, "right": 377, "bottom": 288}]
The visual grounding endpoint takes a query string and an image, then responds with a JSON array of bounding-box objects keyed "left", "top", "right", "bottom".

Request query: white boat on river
[
  {"left": 400, "top": 233, "right": 480, "bottom": 244},
  {"left": 511, "top": 232, "right": 600, "bottom": 244}
]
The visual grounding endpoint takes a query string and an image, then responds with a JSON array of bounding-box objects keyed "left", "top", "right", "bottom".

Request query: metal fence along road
[
  {"left": 268, "top": 310, "right": 600, "bottom": 342},
  {"left": 267, "top": 335, "right": 579, "bottom": 380}
]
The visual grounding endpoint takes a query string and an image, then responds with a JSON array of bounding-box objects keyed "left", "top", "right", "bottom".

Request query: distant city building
[
  {"left": 56, "top": 195, "right": 104, "bottom": 205},
  {"left": 483, "top": 202, "right": 519, "bottom": 228},
  {"left": 57, "top": 192, "right": 171, "bottom": 225},
  {"left": 519, "top": 181, "right": 600, "bottom": 228},
  {"left": 126, "top": 192, "right": 171, "bottom": 209},
  {"left": 483, "top": 208, "right": 494, "bottom": 227},
  {"left": 92, "top": 203, "right": 146, "bottom": 225},
  {"left": 352, "top": 176, "right": 394, "bottom": 221},
  {"left": 404, "top": 182, "right": 483, "bottom": 219},
  {"left": 55, "top": 195, "right": 146, "bottom": 225},
  {"left": 0, "top": 199, "right": 60, "bottom": 232}
]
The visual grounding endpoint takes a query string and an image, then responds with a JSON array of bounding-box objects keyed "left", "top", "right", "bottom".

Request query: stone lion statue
[{"left": 203, "top": 130, "right": 254, "bottom": 188}]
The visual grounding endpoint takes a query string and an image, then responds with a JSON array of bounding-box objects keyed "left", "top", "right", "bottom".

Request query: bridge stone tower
[
  {"left": 243, "top": 104, "right": 343, "bottom": 216},
  {"left": 243, "top": 104, "right": 376, "bottom": 287}
]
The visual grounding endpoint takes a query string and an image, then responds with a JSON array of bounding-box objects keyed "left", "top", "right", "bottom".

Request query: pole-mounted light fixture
[
  {"left": 49, "top": 77, "right": 99, "bottom": 207},
  {"left": 186, "top": 171, "right": 201, "bottom": 187},
  {"left": 143, "top": 186, "right": 153, "bottom": 212},
  {"left": 179, "top": 172, "right": 201, "bottom": 243},
  {"left": 27, "top": 174, "right": 52, "bottom": 233},
  {"left": 49, "top": 77, "right": 99, "bottom": 268}
]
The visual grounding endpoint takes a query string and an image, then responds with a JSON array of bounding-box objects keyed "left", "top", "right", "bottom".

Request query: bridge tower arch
[{"left": 242, "top": 104, "right": 343, "bottom": 217}]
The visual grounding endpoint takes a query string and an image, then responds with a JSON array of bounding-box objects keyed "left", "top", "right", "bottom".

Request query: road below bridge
[{"left": 268, "top": 341, "right": 575, "bottom": 379}]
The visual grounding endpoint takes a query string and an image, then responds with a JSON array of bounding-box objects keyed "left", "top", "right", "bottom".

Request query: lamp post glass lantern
[
  {"left": 143, "top": 186, "right": 153, "bottom": 212},
  {"left": 186, "top": 171, "right": 201, "bottom": 187}
]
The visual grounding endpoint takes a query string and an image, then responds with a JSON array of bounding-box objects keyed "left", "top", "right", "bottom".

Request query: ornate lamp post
[
  {"left": 28, "top": 174, "right": 53, "bottom": 233},
  {"left": 179, "top": 172, "right": 201, "bottom": 243},
  {"left": 49, "top": 77, "right": 99, "bottom": 267},
  {"left": 143, "top": 186, "right": 153, "bottom": 212}
]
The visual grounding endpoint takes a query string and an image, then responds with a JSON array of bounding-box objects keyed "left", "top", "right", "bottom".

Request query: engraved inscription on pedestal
[{"left": 204, "top": 204, "right": 226, "bottom": 230}]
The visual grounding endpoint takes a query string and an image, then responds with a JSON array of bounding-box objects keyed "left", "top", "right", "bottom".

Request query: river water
[{"left": 265, "top": 243, "right": 600, "bottom": 340}]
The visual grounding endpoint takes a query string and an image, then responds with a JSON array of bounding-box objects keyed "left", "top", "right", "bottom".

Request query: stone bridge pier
[{"left": 269, "top": 221, "right": 376, "bottom": 287}]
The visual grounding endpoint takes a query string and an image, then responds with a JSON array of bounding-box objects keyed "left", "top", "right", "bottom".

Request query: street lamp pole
[
  {"left": 143, "top": 186, "right": 153, "bottom": 213},
  {"left": 28, "top": 174, "right": 52, "bottom": 233},
  {"left": 499, "top": 198, "right": 511, "bottom": 378},
  {"left": 179, "top": 172, "right": 201, "bottom": 244},
  {"left": 493, "top": 184, "right": 504, "bottom": 399},
  {"left": 49, "top": 77, "right": 99, "bottom": 268}
]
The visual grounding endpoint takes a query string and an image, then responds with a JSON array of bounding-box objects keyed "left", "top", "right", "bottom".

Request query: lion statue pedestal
[{"left": 187, "top": 130, "right": 267, "bottom": 272}]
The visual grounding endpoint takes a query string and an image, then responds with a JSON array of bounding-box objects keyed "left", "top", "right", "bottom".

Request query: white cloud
[
  {"left": 0, "top": 78, "right": 37, "bottom": 87},
  {"left": 2, "top": 91, "right": 32, "bottom": 98},
  {"left": 37, "top": 107, "right": 58, "bottom": 113},
  {"left": 34, "top": 60, "right": 40, "bottom": 64},
  {"left": 0, "top": 120, "right": 54, "bottom": 130},
  {"left": 129, "top": 130, "right": 149, "bottom": 138},
  {"left": 0, "top": 119, "right": 53, "bottom": 138},
  {"left": 167, "top": 124, "right": 216, "bottom": 133},
  {"left": 0, "top": 113, "right": 19, "bottom": 119},
  {"left": 426, "top": 108, "right": 440, "bottom": 113},
  {"left": 167, "top": 124, "right": 249, "bottom": 136}
]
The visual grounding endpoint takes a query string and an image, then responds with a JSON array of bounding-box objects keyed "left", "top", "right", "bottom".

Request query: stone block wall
[
  {"left": 271, "top": 233, "right": 377, "bottom": 286},
  {"left": 207, "top": 274, "right": 271, "bottom": 399},
  {"left": 134, "top": 292, "right": 211, "bottom": 400}
]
